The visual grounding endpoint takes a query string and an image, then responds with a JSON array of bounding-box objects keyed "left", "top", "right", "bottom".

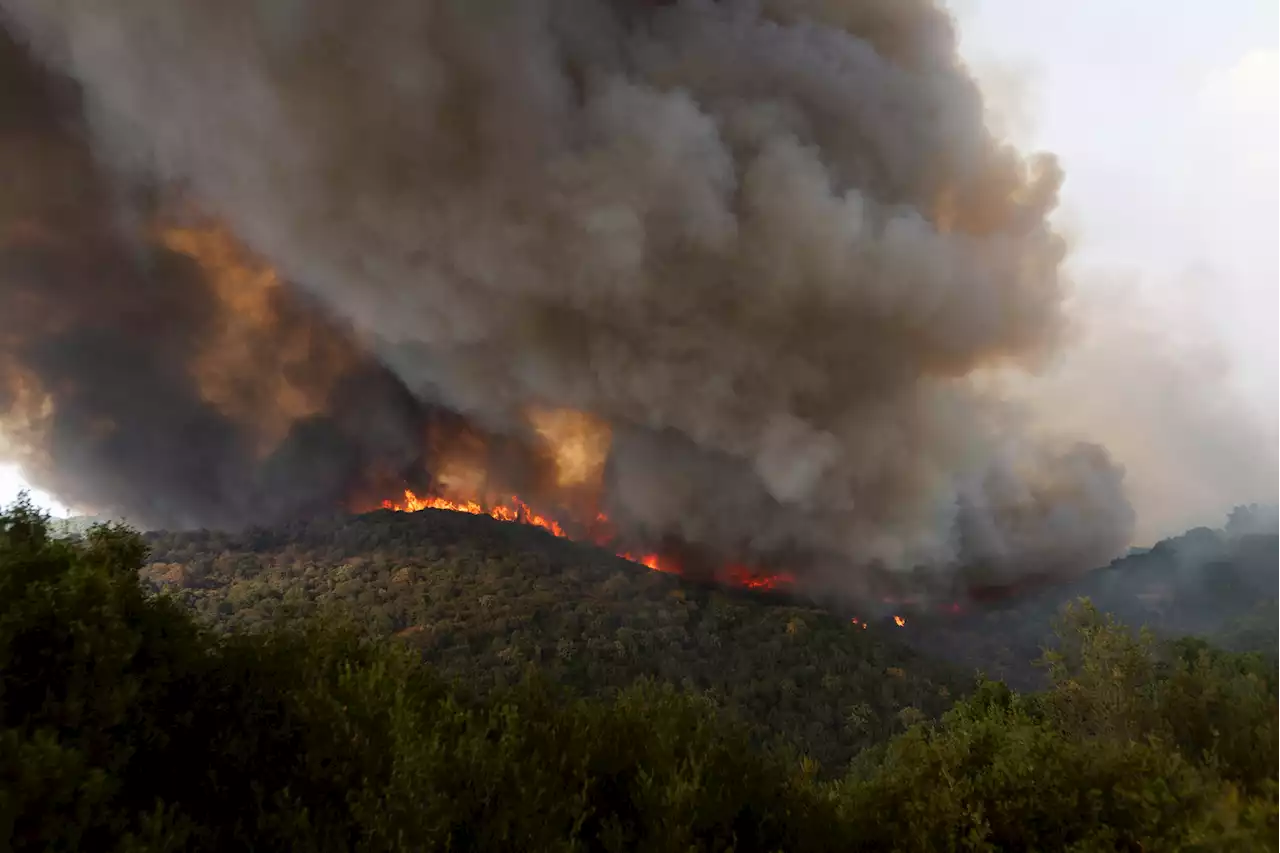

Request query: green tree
[
  {"left": 0, "top": 498, "right": 843, "bottom": 851},
  {"left": 836, "top": 601, "right": 1278, "bottom": 852}
]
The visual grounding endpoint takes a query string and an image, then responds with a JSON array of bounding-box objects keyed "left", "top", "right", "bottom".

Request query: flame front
[
  {"left": 383, "top": 490, "right": 569, "bottom": 539},
  {"left": 379, "top": 487, "right": 785, "bottom": 587},
  {"left": 375, "top": 488, "right": 960, "bottom": 618}
]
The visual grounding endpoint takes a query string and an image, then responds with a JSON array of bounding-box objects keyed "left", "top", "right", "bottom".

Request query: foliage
[
  {"left": 3, "top": 500, "right": 1276, "bottom": 851},
  {"left": 906, "top": 525, "right": 1279, "bottom": 690},
  {"left": 1, "top": 497, "right": 841, "bottom": 851},
  {"left": 837, "top": 602, "right": 1278, "bottom": 851},
  {"left": 142, "top": 509, "right": 964, "bottom": 773},
  {"left": 1213, "top": 598, "right": 1279, "bottom": 657}
]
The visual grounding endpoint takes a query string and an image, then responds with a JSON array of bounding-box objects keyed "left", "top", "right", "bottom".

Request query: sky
[
  {"left": 2, "top": 0, "right": 1278, "bottom": 538},
  {"left": 957, "top": 0, "right": 1277, "bottom": 413},
  {"left": 956, "top": 0, "right": 1278, "bottom": 541},
  {"left": 0, "top": 463, "right": 68, "bottom": 517}
]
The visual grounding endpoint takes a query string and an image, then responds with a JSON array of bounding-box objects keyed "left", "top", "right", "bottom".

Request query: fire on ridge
[
  {"left": 366, "top": 402, "right": 919, "bottom": 624},
  {"left": 376, "top": 486, "right": 915, "bottom": 628},
  {"left": 0, "top": 1, "right": 1147, "bottom": 623},
  {"left": 378, "top": 487, "right": 798, "bottom": 592}
]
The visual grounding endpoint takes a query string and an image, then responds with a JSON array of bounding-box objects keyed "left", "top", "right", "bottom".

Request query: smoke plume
[
  {"left": 1005, "top": 272, "right": 1279, "bottom": 546},
  {"left": 0, "top": 26, "right": 437, "bottom": 528},
  {"left": 0, "top": 0, "right": 1137, "bottom": 593}
]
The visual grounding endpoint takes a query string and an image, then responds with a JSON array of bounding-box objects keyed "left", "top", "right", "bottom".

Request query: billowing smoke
[
  {"left": 1003, "top": 275, "right": 1279, "bottom": 546},
  {"left": 0, "top": 27, "right": 438, "bottom": 528},
  {"left": 0, "top": 0, "right": 1137, "bottom": 593}
]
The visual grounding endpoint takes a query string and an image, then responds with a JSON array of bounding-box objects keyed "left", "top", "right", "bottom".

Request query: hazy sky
[
  {"left": 956, "top": 0, "right": 1278, "bottom": 541},
  {"left": 0, "top": 463, "right": 67, "bottom": 516},
  {"left": 2, "top": 0, "right": 1277, "bottom": 536},
  {"left": 959, "top": 0, "right": 1277, "bottom": 405}
]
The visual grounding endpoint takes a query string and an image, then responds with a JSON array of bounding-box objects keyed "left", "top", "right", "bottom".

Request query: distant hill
[
  {"left": 142, "top": 509, "right": 966, "bottom": 773},
  {"left": 905, "top": 520, "right": 1278, "bottom": 687},
  {"left": 137, "top": 505, "right": 1277, "bottom": 765}
]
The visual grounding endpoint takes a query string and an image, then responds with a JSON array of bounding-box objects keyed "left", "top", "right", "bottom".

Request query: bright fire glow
[
  {"left": 893, "top": 615, "right": 906, "bottom": 627},
  {"left": 158, "top": 224, "right": 349, "bottom": 456},
  {"left": 383, "top": 490, "right": 569, "bottom": 538},
  {"left": 525, "top": 407, "right": 612, "bottom": 489},
  {"left": 380, "top": 487, "right": 790, "bottom": 589}
]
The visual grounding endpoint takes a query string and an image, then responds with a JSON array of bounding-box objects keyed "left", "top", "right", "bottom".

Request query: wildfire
[
  {"left": 379, "top": 487, "right": 788, "bottom": 589},
  {"left": 726, "top": 564, "right": 797, "bottom": 590},
  {"left": 376, "top": 488, "right": 966, "bottom": 621},
  {"left": 157, "top": 222, "right": 356, "bottom": 457},
  {"left": 384, "top": 490, "right": 569, "bottom": 539},
  {"left": 525, "top": 407, "right": 611, "bottom": 490}
]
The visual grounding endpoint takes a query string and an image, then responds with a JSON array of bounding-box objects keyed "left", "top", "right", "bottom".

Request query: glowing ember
[
  {"left": 893, "top": 615, "right": 906, "bottom": 627},
  {"left": 380, "top": 488, "right": 783, "bottom": 589},
  {"left": 726, "top": 564, "right": 797, "bottom": 590},
  {"left": 382, "top": 490, "right": 568, "bottom": 538},
  {"left": 620, "top": 552, "right": 676, "bottom": 573}
]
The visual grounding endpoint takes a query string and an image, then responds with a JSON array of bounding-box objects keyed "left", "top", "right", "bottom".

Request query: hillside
[
  {"left": 6, "top": 497, "right": 1277, "bottom": 851},
  {"left": 141, "top": 508, "right": 967, "bottom": 772},
  {"left": 138, "top": 505, "right": 1278, "bottom": 766},
  {"left": 904, "top": 521, "right": 1279, "bottom": 688}
]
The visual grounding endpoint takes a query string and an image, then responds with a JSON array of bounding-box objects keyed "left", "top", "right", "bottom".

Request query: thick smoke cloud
[
  {"left": 1005, "top": 274, "right": 1279, "bottom": 546},
  {"left": 0, "top": 29, "right": 433, "bottom": 528},
  {"left": 0, "top": 0, "right": 1136, "bottom": 589}
]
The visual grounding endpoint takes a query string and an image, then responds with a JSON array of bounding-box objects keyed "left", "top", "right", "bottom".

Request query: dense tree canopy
[
  {"left": 142, "top": 509, "right": 969, "bottom": 773},
  {"left": 2, "top": 498, "right": 1276, "bottom": 851}
]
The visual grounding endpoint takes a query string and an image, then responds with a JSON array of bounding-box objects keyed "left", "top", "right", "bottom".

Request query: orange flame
[
  {"left": 893, "top": 615, "right": 906, "bottom": 627},
  {"left": 726, "top": 564, "right": 796, "bottom": 590},
  {"left": 157, "top": 223, "right": 355, "bottom": 457},
  {"left": 525, "top": 407, "right": 612, "bottom": 490},
  {"left": 382, "top": 490, "right": 568, "bottom": 538},
  {"left": 379, "top": 487, "right": 783, "bottom": 589}
]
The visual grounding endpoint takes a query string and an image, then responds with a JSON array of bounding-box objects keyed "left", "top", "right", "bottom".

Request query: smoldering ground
[{"left": 0, "top": 0, "right": 1144, "bottom": 594}]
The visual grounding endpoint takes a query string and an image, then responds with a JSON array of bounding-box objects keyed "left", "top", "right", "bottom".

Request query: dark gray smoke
[
  {"left": 0, "top": 0, "right": 1136, "bottom": 590},
  {"left": 0, "top": 29, "right": 434, "bottom": 528}
]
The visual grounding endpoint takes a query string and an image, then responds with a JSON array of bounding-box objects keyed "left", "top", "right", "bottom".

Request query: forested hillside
[
  {"left": 139, "top": 503, "right": 1278, "bottom": 707},
  {"left": 141, "top": 508, "right": 966, "bottom": 772},
  {"left": 4, "top": 498, "right": 1277, "bottom": 851},
  {"left": 904, "top": 514, "right": 1278, "bottom": 688}
]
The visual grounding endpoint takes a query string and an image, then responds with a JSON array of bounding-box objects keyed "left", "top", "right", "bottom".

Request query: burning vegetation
[
  {"left": 0, "top": 0, "right": 1143, "bottom": 606},
  {"left": 361, "top": 400, "right": 801, "bottom": 591},
  {"left": 377, "top": 486, "right": 799, "bottom": 592}
]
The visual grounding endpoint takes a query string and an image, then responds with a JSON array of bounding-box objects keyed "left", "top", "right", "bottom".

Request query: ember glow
[
  {"left": 726, "top": 565, "right": 797, "bottom": 591},
  {"left": 381, "top": 490, "right": 569, "bottom": 539},
  {"left": 379, "top": 487, "right": 792, "bottom": 590}
]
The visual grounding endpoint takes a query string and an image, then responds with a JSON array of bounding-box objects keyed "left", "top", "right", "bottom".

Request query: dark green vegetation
[
  {"left": 906, "top": 511, "right": 1278, "bottom": 689},
  {"left": 3, "top": 498, "right": 1278, "bottom": 851},
  {"left": 142, "top": 509, "right": 965, "bottom": 772}
]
